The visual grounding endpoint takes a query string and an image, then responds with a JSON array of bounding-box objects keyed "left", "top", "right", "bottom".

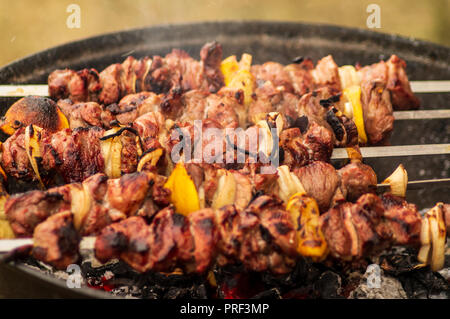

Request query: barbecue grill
[{"left": 0, "top": 21, "right": 448, "bottom": 299}]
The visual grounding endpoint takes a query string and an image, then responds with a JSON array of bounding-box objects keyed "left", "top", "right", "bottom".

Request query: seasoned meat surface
[{"left": 32, "top": 211, "right": 80, "bottom": 270}]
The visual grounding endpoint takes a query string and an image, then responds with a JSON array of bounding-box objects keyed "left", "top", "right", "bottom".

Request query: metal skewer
[
  {"left": 0, "top": 236, "right": 96, "bottom": 256},
  {"left": 1, "top": 84, "right": 450, "bottom": 121},
  {"left": 2, "top": 81, "right": 450, "bottom": 97},
  {"left": 331, "top": 143, "right": 450, "bottom": 159}
]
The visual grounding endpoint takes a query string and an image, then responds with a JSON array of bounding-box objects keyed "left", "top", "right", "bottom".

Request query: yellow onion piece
[
  {"left": 137, "top": 148, "right": 163, "bottom": 172},
  {"left": 418, "top": 214, "right": 431, "bottom": 264},
  {"left": 70, "top": 184, "right": 92, "bottom": 231},
  {"left": 24, "top": 125, "right": 45, "bottom": 188},
  {"left": 286, "top": 193, "right": 328, "bottom": 261},
  {"left": 343, "top": 85, "right": 368, "bottom": 144},
  {"left": 382, "top": 164, "right": 408, "bottom": 197},
  {"left": 163, "top": 162, "right": 200, "bottom": 216},
  {"left": 427, "top": 204, "right": 446, "bottom": 271},
  {"left": 100, "top": 127, "right": 123, "bottom": 178},
  {"left": 338, "top": 65, "right": 361, "bottom": 90},
  {"left": 211, "top": 170, "right": 236, "bottom": 209},
  {"left": 418, "top": 204, "right": 447, "bottom": 271},
  {"left": 277, "top": 165, "right": 306, "bottom": 203}
]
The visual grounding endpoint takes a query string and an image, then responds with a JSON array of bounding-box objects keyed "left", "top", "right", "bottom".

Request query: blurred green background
[{"left": 0, "top": 0, "right": 449, "bottom": 67}]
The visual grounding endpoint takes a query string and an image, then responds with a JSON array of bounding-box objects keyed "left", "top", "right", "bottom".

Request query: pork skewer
[{"left": 0, "top": 193, "right": 447, "bottom": 274}]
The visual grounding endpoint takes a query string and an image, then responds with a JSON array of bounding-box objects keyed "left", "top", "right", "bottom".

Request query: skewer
[
  {"left": 1, "top": 81, "right": 450, "bottom": 97},
  {"left": 331, "top": 143, "right": 450, "bottom": 159},
  {"left": 1, "top": 177, "right": 449, "bottom": 255},
  {"left": 0, "top": 236, "right": 96, "bottom": 255}
]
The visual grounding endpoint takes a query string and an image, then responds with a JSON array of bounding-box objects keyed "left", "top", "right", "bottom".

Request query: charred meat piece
[
  {"left": 32, "top": 211, "right": 80, "bottom": 270},
  {"left": 94, "top": 215, "right": 152, "bottom": 273},
  {"left": 311, "top": 55, "right": 342, "bottom": 93},
  {"left": 338, "top": 161, "right": 377, "bottom": 202},
  {"left": 280, "top": 121, "right": 334, "bottom": 169},
  {"left": 57, "top": 99, "right": 114, "bottom": 129},
  {"left": 386, "top": 55, "right": 420, "bottom": 110},
  {"left": 5, "top": 188, "right": 71, "bottom": 237},
  {"left": 95, "top": 195, "right": 297, "bottom": 275},
  {"left": 200, "top": 41, "right": 225, "bottom": 93},
  {"left": 294, "top": 161, "right": 342, "bottom": 212},
  {"left": 320, "top": 193, "right": 386, "bottom": 260},
  {"left": 377, "top": 193, "right": 422, "bottom": 246},
  {"left": 360, "top": 80, "right": 394, "bottom": 145},
  {"left": 239, "top": 196, "right": 297, "bottom": 274}
]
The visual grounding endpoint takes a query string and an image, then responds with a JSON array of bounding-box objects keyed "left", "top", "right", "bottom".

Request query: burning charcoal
[
  {"left": 313, "top": 271, "right": 344, "bottom": 299},
  {"left": 261, "top": 259, "right": 321, "bottom": 290},
  {"left": 397, "top": 270, "right": 449, "bottom": 299},
  {"left": 251, "top": 288, "right": 282, "bottom": 299},
  {"left": 282, "top": 286, "right": 314, "bottom": 299}
]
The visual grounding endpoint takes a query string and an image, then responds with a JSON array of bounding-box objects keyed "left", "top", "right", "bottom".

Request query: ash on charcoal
[
  {"left": 349, "top": 265, "right": 407, "bottom": 299},
  {"left": 379, "top": 248, "right": 450, "bottom": 299},
  {"left": 251, "top": 288, "right": 282, "bottom": 299}
]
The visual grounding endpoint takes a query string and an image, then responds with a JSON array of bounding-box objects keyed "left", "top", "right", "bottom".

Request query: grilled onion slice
[
  {"left": 418, "top": 203, "right": 447, "bottom": 271},
  {"left": 211, "top": 169, "right": 236, "bottom": 209},
  {"left": 382, "top": 164, "right": 408, "bottom": 197},
  {"left": 277, "top": 165, "right": 306, "bottom": 203},
  {"left": 338, "top": 65, "right": 361, "bottom": 90},
  {"left": 137, "top": 148, "right": 163, "bottom": 172},
  {"left": 100, "top": 127, "right": 123, "bottom": 178},
  {"left": 24, "top": 125, "right": 45, "bottom": 188},
  {"left": 70, "top": 184, "right": 93, "bottom": 231}
]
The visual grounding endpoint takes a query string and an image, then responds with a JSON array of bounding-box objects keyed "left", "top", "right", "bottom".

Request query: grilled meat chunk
[
  {"left": 338, "top": 161, "right": 377, "bottom": 202},
  {"left": 320, "top": 193, "right": 387, "bottom": 260},
  {"left": 377, "top": 194, "right": 422, "bottom": 245},
  {"left": 294, "top": 161, "right": 342, "bottom": 212},
  {"left": 280, "top": 122, "right": 334, "bottom": 169},
  {"left": 32, "top": 211, "right": 80, "bottom": 270},
  {"left": 386, "top": 55, "right": 420, "bottom": 110},
  {"left": 360, "top": 80, "right": 394, "bottom": 145},
  {"left": 311, "top": 55, "right": 341, "bottom": 93},
  {"left": 94, "top": 215, "right": 153, "bottom": 273}
]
